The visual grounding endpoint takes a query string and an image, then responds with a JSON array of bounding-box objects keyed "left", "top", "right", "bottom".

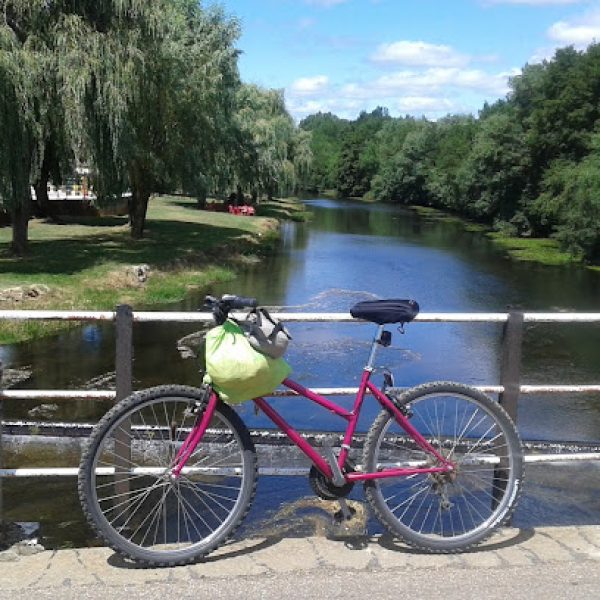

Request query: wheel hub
[{"left": 429, "top": 472, "right": 455, "bottom": 510}]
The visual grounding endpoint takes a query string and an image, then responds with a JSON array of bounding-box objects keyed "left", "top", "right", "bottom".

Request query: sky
[{"left": 215, "top": 0, "right": 600, "bottom": 121}]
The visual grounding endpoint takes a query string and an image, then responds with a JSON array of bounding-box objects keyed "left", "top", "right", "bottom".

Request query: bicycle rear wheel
[
  {"left": 364, "top": 382, "right": 523, "bottom": 552},
  {"left": 78, "top": 385, "right": 257, "bottom": 567}
]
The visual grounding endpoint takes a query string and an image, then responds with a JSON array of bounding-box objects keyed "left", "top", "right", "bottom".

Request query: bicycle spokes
[
  {"left": 364, "top": 383, "right": 522, "bottom": 551},
  {"left": 80, "top": 388, "right": 256, "bottom": 565}
]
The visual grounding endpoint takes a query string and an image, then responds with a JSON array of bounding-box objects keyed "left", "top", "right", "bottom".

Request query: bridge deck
[{"left": 0, "top": 525, "right": 598, "bottom": 599}]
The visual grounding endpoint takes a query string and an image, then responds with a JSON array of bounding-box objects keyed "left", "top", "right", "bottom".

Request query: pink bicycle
[{"left": 79, "top": 294, "right": 523, "bottom": 567}]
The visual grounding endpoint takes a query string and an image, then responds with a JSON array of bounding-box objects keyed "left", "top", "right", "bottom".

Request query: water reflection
[{"left": 4, "top": 198, "right": 599, "bottom": 441}]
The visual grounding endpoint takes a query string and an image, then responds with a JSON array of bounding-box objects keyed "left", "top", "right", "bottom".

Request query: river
[{"left": 2, "top": 198, "right": 599, "bottom": 547}]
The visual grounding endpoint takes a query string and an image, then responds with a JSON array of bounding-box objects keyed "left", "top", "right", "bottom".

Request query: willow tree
[
  {"left": 83, "top": 0, "right": 241, "bottom": 238},
  {"left": 234, "top": 84, "right": 312, "bottom": 200},
  {"left": 0, "top": 1, "right": 110, "bottom": 254},
  {"left": 0, "top": 1, "right": 56, "bottom": 254},
  {"left": 290, "top": 128, "right": 313, "bottom": 193}
]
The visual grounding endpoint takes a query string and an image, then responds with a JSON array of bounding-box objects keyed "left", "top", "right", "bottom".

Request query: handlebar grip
[{"left": 227, "top": 295, "right": 258, "bottom": 309}]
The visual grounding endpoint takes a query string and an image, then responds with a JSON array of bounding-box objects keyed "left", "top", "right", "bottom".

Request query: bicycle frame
[
  {"left": 253, "top": 375, "right": 453, "bottom": 482},
  {"left": 173, "top": 324, "right": 455, "bottom": 482}
]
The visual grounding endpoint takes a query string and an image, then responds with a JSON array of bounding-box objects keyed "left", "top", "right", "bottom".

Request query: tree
[
  {"left": 82, "top": 0, "right": 242, "bottom": 238},
  {"left": 510, "top": 45, "right": 600, "bottom": 201},
  {"left": 554, "top": 153, "right": 600, "bottom": 262},
  {"left": 425, "top": 115, "right": 479, "bottom": 211},
  {"left": 290, "top": 128, "right": 313, "bottom": 192},
  {"left": 335, "top": 107, "right": 391, "bottom": 198},
  {"left": 0, "top": 1, "right": 68, "bottom": 254},
  {"left": 234, "top": 84, "right": 304, "bottom": 200},
  {"left": 460, "top": 112, "right": 531, "bottom": 225},
  {"left": 371, "top": 122, "right": 436, "bottom": 205},
  {"left": 300, "top": 112, "right": 349, "bottom": 191},
  {"left": 532, "top": 139, "right": 600, "bottom": 261},
  {"left": 336, "top": 132, "right": 367, "bottom": 198},
  {"left": 2, "top": 1, "right": 240, "bottom": 251}
]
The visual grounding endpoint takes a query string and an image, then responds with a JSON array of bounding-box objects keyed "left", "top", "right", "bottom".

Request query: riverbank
[
  {"left": 410, "top": 205, "right": 598, "bottom": 269},
  {"left": 0, "top": 196, "right": 301, "bottom": 344}
]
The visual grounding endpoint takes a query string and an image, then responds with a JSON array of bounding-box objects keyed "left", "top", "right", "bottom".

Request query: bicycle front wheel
[
  {"left": 364, "top": 382, "right": 523, "bottom": 552},
  {"left": 78, "top": 385, "right": 257, "bottom": 567}
]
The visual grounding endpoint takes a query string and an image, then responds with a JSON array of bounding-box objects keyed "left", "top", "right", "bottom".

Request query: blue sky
[{"left": 215, "top": 0, "right": 600, "bottom": 121}]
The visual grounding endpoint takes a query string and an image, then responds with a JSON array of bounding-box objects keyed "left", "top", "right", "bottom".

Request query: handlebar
[
  {"left": 204, "top": 294, "right": 258, "bottom": 324},
  {"left": 221, "top": 294, "right": 258, "bottom": 310}
]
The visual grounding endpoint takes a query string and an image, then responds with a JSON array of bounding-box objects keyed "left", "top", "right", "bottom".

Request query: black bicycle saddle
[{"left": 350, "top": 299, "right": 419, "bottom": 325}]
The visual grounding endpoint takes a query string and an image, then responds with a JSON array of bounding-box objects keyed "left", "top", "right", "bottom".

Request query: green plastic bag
[{"left": 204, "top": 319, "right": 291, "bottom": 404}]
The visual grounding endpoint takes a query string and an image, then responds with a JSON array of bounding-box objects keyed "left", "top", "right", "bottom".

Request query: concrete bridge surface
[{"left": 0, "top": 525, "right": 599, "bottom": 599}]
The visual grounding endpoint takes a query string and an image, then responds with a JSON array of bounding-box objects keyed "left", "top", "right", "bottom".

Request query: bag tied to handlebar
[{"left": 204, "top": 319, "right": 291, "bottom": 404}]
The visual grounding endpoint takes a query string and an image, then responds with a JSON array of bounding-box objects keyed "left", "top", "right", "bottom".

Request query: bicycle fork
[{"left": 170, "top": 390, "right": 219, "bottom": 478}]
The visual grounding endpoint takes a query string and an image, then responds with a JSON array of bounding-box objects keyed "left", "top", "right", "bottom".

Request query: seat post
[{"left": 365, "top": 324, "right": 385, "bottom": 371}]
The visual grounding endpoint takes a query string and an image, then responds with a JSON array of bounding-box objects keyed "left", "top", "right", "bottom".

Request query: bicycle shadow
[
  {"left": 105, "top": 527, "right": 535, "bottom": 570},
  {"left": 105, "top": 496, "right": 535, "bottom": 569},
  {"left": 377, "top": 527, "right": 535, "bottom": 554},
  {"left": 105, "top": 535, "right": 283, "bottom": 569}
]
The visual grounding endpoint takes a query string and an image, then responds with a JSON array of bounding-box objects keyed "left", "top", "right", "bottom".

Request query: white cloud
[
  {"left": 548, "top": 13, "right": 600, "bottom": 45},
  {"left": 364, "top": 67, "right": 517, "bottom": 96},
  {"left": 371, "top": 41, "right": 470, "bottom": 67},
  {"left": 286, "top": 96, "right": 363, "bottom": 119},
  {"left": 529, "top": 8, "right": 600, "bottom": 63},
  {"left": 290, "top": 75, "right": 330, "bottom": 94},
  {"left": 286, "top": 35, "right": 520, "bottom": 120},
  {"left": 528, "top": 46, "right": 556, "bottom": 63},
  {"left": 395, "top": 96, "right": 456, "bottom": 112},
  {"left": 286, "top": 92, "right": 460, "bottom": 121},
  {"left": 286, "top": 65, "right": 519, "bottom": 121}
]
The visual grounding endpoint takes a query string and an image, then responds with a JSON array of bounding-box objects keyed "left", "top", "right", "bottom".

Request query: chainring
[{"left": 308, "top": 461, "right": 355, "bottom": 500}]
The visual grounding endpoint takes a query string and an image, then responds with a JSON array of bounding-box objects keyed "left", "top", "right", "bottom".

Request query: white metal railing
[
  {"left": 1, "top": 309, "right": 600, "bottom": 322},
  {"left": 1, "top": 308, "right": 600, "bottom": 479},
  {"left": 3, "top": 384, "right": 600, "bottom": 401}
]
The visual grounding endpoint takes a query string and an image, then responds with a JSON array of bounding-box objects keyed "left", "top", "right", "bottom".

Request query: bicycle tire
[
  {"left": 363, "top": 381, "right": 523, "bottom": 552},
  {"left": 78, "top": 385, "right": 257, "bottom": 567}
]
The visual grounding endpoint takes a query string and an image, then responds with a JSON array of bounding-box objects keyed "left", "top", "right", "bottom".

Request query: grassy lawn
[{"left": 0, "top": 195, "right": 280, "bottom": 343}]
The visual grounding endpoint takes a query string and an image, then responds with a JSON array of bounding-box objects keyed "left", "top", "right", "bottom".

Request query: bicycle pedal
[
  {"left": 330, "top": 501, "right": 367, "bottom": 539},
  {"left": 333, "top": 506, "right": 356, "bottom": 523},
  {"left": 334, "top": 498, "right": 357, "bottom": 523}
]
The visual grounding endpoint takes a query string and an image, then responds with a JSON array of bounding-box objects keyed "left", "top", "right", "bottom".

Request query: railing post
[
  {"left": 494, "top": 311, "right": 524, "bottom": 517},
  {"left": 115, "top": 304, "right": 134, "bottom": 401},
  {"left": 0, "top": 360, "right": 5, "bottom": 543},
  {"left": 114, "top": 305, "right": 133, "bottom": 515},
  {"left": 499, "top": 311, "right": 524, "bottom": 423}
]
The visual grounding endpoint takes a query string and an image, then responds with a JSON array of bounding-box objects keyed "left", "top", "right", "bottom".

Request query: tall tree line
[
  {"left": 0, "top": 1, "right": 311, "bottom": 254},
  {"left": 300, "top": 45, "right": 600, "bottom": 263}
]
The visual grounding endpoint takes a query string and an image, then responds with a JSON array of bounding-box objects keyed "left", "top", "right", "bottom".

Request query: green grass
[
  {"left": 256, "top": 197, "right": 312, "bottom": 222},
  {"left": 0, "top": 195, "right": 280, "bottom": 343},
  {"left": 487, "top": 233, "right": 576, "bottom": 266},
  {"left": 410, "top": 205, "right": 487, "bottom": 232},
  {"left": 409, "top": 205, "right": 586, "bottom": 266}
]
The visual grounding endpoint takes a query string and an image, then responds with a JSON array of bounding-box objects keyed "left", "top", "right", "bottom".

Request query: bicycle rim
[
  {"left": 364, "top": 383, "right": 523, "bottom": 552},
  {"left": 81, "top": 390, "right": 255, "bottom": 565}
]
